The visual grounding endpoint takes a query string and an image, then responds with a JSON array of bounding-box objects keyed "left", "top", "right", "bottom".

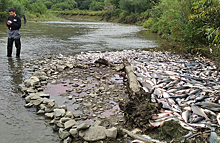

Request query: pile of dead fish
[{"left": 76, "top": 50, "right": 220, "bottom": 141}]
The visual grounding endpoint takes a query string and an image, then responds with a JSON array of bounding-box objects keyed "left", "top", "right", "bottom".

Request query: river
[{"left": 0, "top": 21, "right": 163, "bottom": 143}]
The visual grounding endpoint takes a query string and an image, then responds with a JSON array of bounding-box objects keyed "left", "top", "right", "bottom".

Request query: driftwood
[
  {"left": 120, "top": 128, "right": 166, "bottom": 143},
  {"left": 122, "top": 58, "right": 142, "bottom": 97},
  {"left": 119, "top": 58, "right": 160, "bottom": 129}
]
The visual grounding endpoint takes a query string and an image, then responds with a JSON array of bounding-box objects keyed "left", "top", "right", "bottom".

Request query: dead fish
[
  {"left": 190, "top": 117, "right": 205, "bottom": 123},
  {"left": 191, "top": 105, "right": 210, "bottom": 120},
  {"left": 195, "top": 96, "right": 209, "bottom": 102},
  {"left": 189, "top": 89, "right": 202, "bottom": 95},
  {"left": 157, "top": 78, "right": 173, "bottom": 85},
  {"left": 178, "top": 120, "right": 197, "bottom": 131},
  {"left": 195, "top": 102, "right": 220, "bottom": 108},
  {"left": 170, "top": 94, "right": 189, "bottom": 99},
  {"left": 203, "top": 107, "right": 220, "bottom": 112},
  {"left": 163, "top": 79, "right": 180, "bottom": 90},
  {"left": 182, "top": 110, "right": 190, "bottom": 123},
  {"left": 217, "top": 113, "right": 220, "bottom": 126},
  {"left": 152, "top": 113, "right": 171, "bottom": 120}
]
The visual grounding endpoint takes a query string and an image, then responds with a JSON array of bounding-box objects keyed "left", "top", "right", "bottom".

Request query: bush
[{"left": 143, "top": 18, "right": 153, "bottom": 28}]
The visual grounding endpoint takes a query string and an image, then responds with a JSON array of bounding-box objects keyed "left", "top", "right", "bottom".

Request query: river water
[{"left": 0, "top": 21, "right": 162, "bottom": 143}]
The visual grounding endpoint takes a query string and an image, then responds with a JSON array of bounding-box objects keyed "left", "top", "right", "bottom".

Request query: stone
[
  {"left": 66, "top": 137, "right": 72, "bottom": 143},
  {"left": 57, "top": 65, "right": 66, "bottom": 72},
  {"left": 54, "top": 109, "right": 66, "bottom": 117},
  {"left": 60, "top": 105, "right": 67, "bottom": 111},
  {"left": 60, "top": 93, "right": 67, "bottom": 96},
  {"left": 24, "top": 103, "right": 33, "bottom": 107},
  {"left": 79, "top": 126, "right": 106, "bottom": 141},
  {"left": 59, "top": 128, "right": 70, "bottom": 139},
  {"left": 24, "top": 76, "right": 40, "bottom": 87},
  {"left": 77, "top": 123, "right": 91, "bottom": 131},
  {"left": 37, "top": 109, "right": 45, "bottom": 114},
  {"left": 93, "top": 120, "right": 102, "bottom": 127},
  {"left": 46, "top": 101, "right": 55, "bottom": 108},
  {"left": 64, "top": 119, "right": 79, "bottom": 129},
  {"left": 39, "top": 104, "right": 46, "bottom": 110},
  {"left": 51, "top": 80, "right": 57, "bottom": 84},
  {"left": 69, "top": 128, "right": 78, "bottom": 137},
  {"left": 68, "top": 96, "right": 73, "bottom": 100},
  {"left": 45, "top": 113, "right": 54, "bottom": 118},
  {"left": 104, "top": 127, "right": 117, "bottom": 139},
  {"left": 65, "top": 63, "right": 73, "bottom": 69},
  {"left": 65, "top": 111, "right": 74, "bottom": 118},
  {"left": 30, "top": 99, "right": 43, "bottom": 106},
  {"left": 60, "top": 117, "right": 71, "bottom": 123}
]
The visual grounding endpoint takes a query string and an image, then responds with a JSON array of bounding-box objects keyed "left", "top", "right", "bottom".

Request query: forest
[{"left": 0, "top": 0, "right": 220, "bottom": 61}]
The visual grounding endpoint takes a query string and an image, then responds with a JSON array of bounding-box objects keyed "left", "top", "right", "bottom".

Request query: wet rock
[
  {"left": 93, "top": 120, "right": 102, "bottom": 127},
  {"left": 65, "top": 63, "right": 73, "bottom": 69},
  {"left": 77, "top": 123, "right": 91, "bottom": 131},
  {"left": 51, "top": 80, "right": 57, "bottom": 84},
  {"left": 30, "top": 98, "right": 43, "bottom": 106},
  {"left": 65, "top": 111, "right": 74, "bottom": 118},
  {"left": 79, "top": 126, "right": 106, "bottom": 141},
  {"left": 24, "top": 76, "right": 40, "bottom": 87},
  {"left": 60, "top": 117, "right": 71, "bottom": 123},
  {"left": 104, "top": 127, "right": 117, "bottom": 139},
  {"left": 37, "top": 109, "right": 45, "bottom": 114},
  {"left": 59, "top": 128, "right": 70, "bottom": 139},
  {"left": 54, "top": 109, "right": 66, "bottom": 117},
  {"left": 60, "top": 105, "right": 67, "bottom": 111},
  {"left": 46, "top": 101, "right": 55, "bottom": 108},
  {"left": 39, "top": 104, "right": 46, "bottom": 110},
  {"left": 69, "top": 128, "right": 78, "bottom": 138},
  {"left": 57, "top": 65, "right": 66, "bottom": 72},
  {"left": 45, "top": 113, "right": 54, "bottom": 118},
  {"left": 64, "top": 119, "right": 79, "bottom": 129},
  {"left": 60, "top": 93, "right": 67, "bottom": 96},
  {"left": 24, "top": 103, "right": 33, "bottom": 107},
  {"left": 66, "top": 137, "right": 73, "bottom": 143}
]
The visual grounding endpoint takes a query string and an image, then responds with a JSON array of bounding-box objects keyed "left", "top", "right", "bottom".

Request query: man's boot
[
  {"left": 7, "top": 38, "right": 13, "bottom": 57},
  {"left": 15, "top": 39, "right": 21, "bottom": 58}
]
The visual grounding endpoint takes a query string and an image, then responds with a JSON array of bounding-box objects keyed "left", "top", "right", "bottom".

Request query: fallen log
[{"left": 122, "top": 58, "right": 142, "bottom": 97}]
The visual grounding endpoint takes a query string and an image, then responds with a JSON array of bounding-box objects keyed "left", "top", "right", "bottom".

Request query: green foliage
[
  {"left": 30, "top": 2, "right": 47, "bottom": 14},
  {"left": 51, "top": 0, "right": 77, "bottom": 10},
  {"left": 89, "top": 0, "right": 104, "bottom": 11},
  {"left": 119, "top": 0, "right": 158, "bottom": 13},
  {"left": 11, "top": 1, "right": 25, "bottom": 17},
  {"left": 143, "top": 18, "right": 153, "bottom": 28}
]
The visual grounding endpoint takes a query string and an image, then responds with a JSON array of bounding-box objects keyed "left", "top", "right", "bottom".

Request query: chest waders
[{"left": 7, "top": 30, "right": 21, "bottom": 58}]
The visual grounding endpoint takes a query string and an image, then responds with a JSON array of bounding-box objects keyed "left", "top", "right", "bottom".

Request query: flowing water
[{"left": 0, "top": 21, "right": 163, "bottom": 143}]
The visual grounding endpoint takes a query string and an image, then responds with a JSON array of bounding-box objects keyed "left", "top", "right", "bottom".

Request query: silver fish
[{"left": 191, "top": 105, "right": 210, "bottom": 120}]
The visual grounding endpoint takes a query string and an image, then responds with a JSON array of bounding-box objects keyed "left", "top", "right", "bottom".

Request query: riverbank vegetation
[{"left": 0, "top": 0, "right": 219, "bottom": 65}]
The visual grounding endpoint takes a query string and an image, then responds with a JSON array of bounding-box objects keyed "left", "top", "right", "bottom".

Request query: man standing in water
[
  {"left": 6, "top": 7, "right": 21, "bottom": 58},
  {"left": 23, "top": 13, "right": 26, "bottom": 24}
]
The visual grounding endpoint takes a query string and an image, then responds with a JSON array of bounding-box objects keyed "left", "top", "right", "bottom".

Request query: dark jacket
[{"left": 6, "top": 15, "right": 21, "bottom": 30}]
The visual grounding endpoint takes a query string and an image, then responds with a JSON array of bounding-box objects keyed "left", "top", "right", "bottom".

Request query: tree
[{"left": 89, "top": 0, "right": 104, "bottom": 11}]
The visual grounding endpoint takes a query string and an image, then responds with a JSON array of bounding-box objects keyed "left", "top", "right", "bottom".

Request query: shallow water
[{"left": 0, "top": 21, "right": 163, "bottom": 143}]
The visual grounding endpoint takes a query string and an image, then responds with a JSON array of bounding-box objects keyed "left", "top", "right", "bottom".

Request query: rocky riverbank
[{"left": 19, "top": 49, "right": 220, "bottom": 143}]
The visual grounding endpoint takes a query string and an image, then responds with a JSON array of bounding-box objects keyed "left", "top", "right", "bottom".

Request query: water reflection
[{"left": 7, "top": 58, "right": 23, "bottom": 91}]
